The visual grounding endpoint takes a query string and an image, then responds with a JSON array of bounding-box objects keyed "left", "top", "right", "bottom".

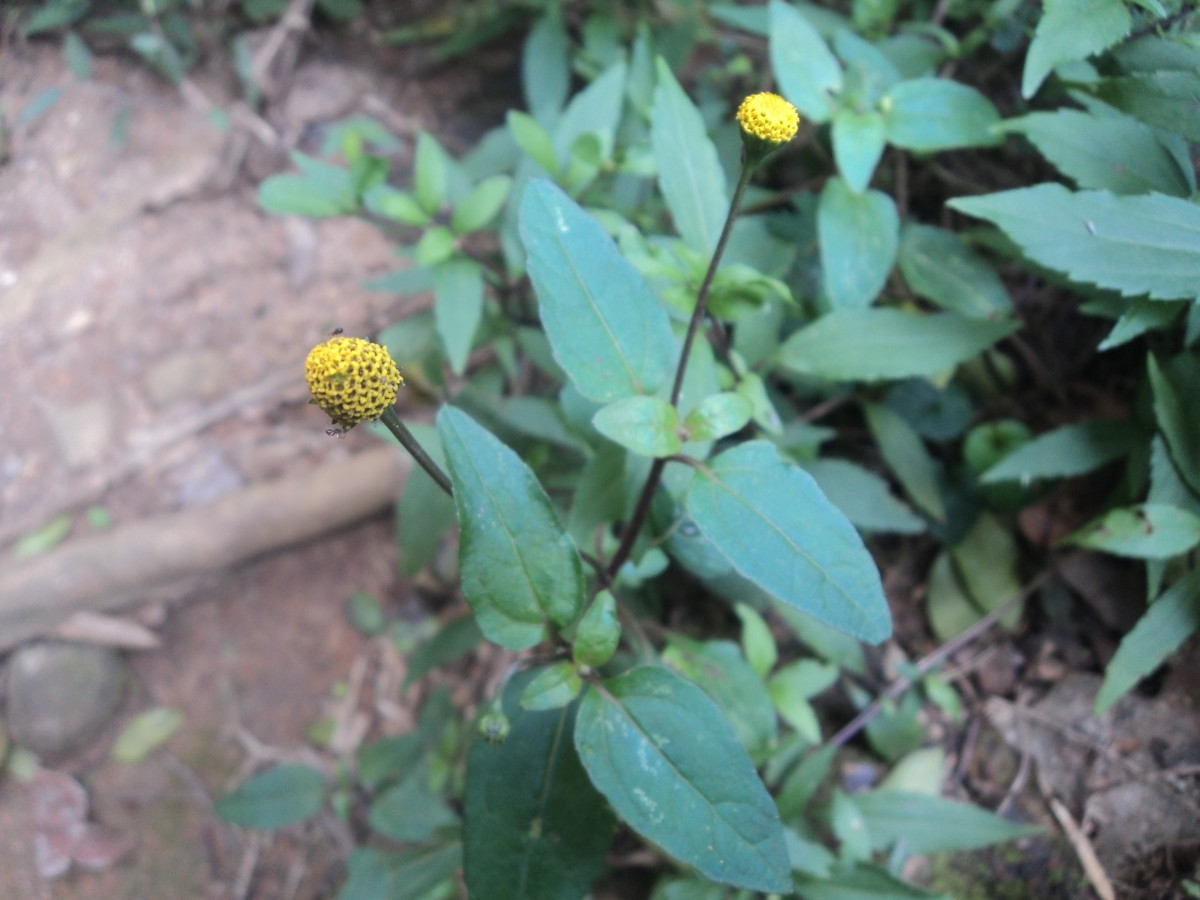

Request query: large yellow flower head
[
  {"left": 305, "top": 336, "right": 402, "bottom": 432},
  {"left": 737, "top": 92, "right": 800, "bottom": 149}
]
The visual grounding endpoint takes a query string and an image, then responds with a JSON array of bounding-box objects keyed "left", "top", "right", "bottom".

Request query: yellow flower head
[
  {"left": 305, "top": 336, "right": 402, "bottom": 432},
  {"left": 736, "top": 92, "right": 800, "bottom": 145}
]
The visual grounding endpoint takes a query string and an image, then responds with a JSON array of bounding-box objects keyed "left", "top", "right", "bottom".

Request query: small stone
[
  {"left": 45, "top": 399, "right": 115, "bottom": 469},
  {"left": 5, "top": 643, "right": 127, "bottom": 761},
  {"left": 144, "top": 349, "right": 235, "bottom": 408}
]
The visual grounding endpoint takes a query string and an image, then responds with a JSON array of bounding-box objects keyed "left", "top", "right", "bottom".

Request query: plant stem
[
  {"left": 380, "top": 407, "right": 454, "bottom": 497},
  {"left": 604, "top": 159, "right": 757, "bottom": 581}
]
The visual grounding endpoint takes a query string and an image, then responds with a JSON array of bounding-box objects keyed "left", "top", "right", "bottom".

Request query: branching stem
[{"left": 604, "top": 159, "right": 757, "bottom": 581}]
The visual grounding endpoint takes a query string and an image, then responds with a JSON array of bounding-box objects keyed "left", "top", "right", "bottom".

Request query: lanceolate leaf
[
  {"left": 686, "top": 441, "right": 892, "bottom": 643},
  {"left": 1095, "top": 71, "right": 1200, "bottom": 143},
  {"left": 898, "top": 224, "right": 1012, "bottom": 318},
  {"left": 1096, "top": 568, "right": 1200, "bottom": 713},
  {"left": 465, "top": 677, "right": 615, "bottom": 900},
  {"left": 777, "top": 309, "right": 1018, "bottom": 382},
  {"left": 1148, "top": 354, "right": 1200, "bottom": 496},
  {"left": 1066, "top": 504, "right": 1200, "bottom": 559},
  {"left": 651, "top": 58, "right": 728, "bottom": 254},
  {"left": 818, "top": 178, "right": 898, "bottom": 310},
  {"left": 437, "top": 407, "right": 585, "bottom": 650},
  {"left": 433, "top": 258, "right": 484, "bottom": 376},
  {"left": 1004, "top": 110, "right": 1194, "bottom": 197},
  {"left": 214, "top": 764, "right": 325, "bottom": 830},
  {"left": 855, "top": 791, "right": 1039, "bottom": 854},
  {"left": 801, "top": 458, "right": 926, "bottom": 534},
  {"left": 574, "top": 666, "right": 791, "bottom": 893},
  {"left": 519, "top": 178, "right": 678, "bottom": 402},
  {"left": 1021, "top": 0, "right": 1131, "bottom": 98},
  {"left": 950, "top": 185, "right": 1200, "bottom": 302},
  {"left": 768, "top": 0, "right": 842, "bottom": 123},
  {"left": 981, "top": 419, "right": 1140, "bottom": 484}
]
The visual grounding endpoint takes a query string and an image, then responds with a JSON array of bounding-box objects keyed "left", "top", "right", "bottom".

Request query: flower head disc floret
[
  {"left": 737, "top": 92, "right": 800, "bottom": 146},
  {"left": 305, "top": 337, "right": 402, "bottom": 431}
]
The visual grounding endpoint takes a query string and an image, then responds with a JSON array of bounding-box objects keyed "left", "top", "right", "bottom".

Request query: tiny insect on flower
[{"left": 304, "top": 336, "right": 403, "bottom": 432}]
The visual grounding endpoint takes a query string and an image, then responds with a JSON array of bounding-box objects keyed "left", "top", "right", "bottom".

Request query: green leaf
[
  {"left": 451, "top": 175, "right": 511, "bottom": 234},
  {"left": 777, "top": 745, "right": 836, "bottom": 821},
  {"left": 882, "top": 79, "right": 1001, "bottom": 151},
  {"left": 1098, "top": 299, "right": 1187, "bottom": 351},
  {"left": 856, "top": 791, "right": 1038, "bottom": 854},
  {"left": 950, "top": 185, "right": 1200, "bottom": 302},
  {"left": 1148, "top": 354, "right": 1200, "bottom": 496},
  {"left": 258, "top": 173, "right": 354, "bottom": 218},
  {"left": 832, "top": 109, "right": 886, "bottom": 192},
  {"left": 796, "top": 862, "right": 948, "bottom": 899},
  {"left": 734, "top": 603, "right": 777, "bottom": 679},
  {"left": 414, "top": 226, "right": 456, "bottom": 267},
  {"left": 345, "top": 591, "right": 385, "bottom": 636},
  {"left": 111, "top": 707, "right": 183, "bottom": 763},
  {"left": 777, "top": 309, "right": 1019, "bottom": 382},
  {"left": 952, "top": 512, "right": 1023, "bottom": 627},
  {"left": 1095, "top": 72, "right": 1200, "bottom": 143},
  {"left": 12, "top": 514, "right": 72, "bottom": 557},
  {"left": 507, "top": 110, "right": 559, "bottom": 174},
  {"left": 769, "top": 0, "right": 842, "bottom": 123},
  {"left": 818, "top": 178, "right": 898, "bottom": 310},
  {"left": 592, "top": 396, "right": 681, "bottom": 458},
  {"left": 215, "top": 764, "right": 325, "bottom": 829},
  {"left": 800, "top": 458, "right": 927, "bottom": 534},
  {"left": 686, "top": 441, "right": 892, "bottom": 643},
  {"left": 340, "top": 844, "right": 462, "bottom": 900},
  {"left": 357, "top": 734, "right": 423, "bottom": 792},
  {"left": 522, "top": 10, "right": 570, "bottom": 123},
  {"left": 683, "top": 392, "right": 753, "bottom": 442},
  {"left": 863, "top": 403, "right": 944, "bottom": 521},
  {"left": 465, "top": 677, "right": 615, "bottom": 900},
  {"left": 553, "top": 60, "right": 626, "bottom": 160},
  {"left": 662, "top": 638, "right": 779, "bottom": 762},
  {"left": 575, "top": 666, "right": 791, "bottom": 893},
  {"left": 519, "top": 178, "right": 678, "bottom": 402},
  {"left": 1095, "top": 568, "right": 1200, "bottom": 713},
  {"left": 22, "top": 0, "right": 91, "bottom": 36},
  {"left": 1023, "top": 0, "right": 1130, "bottom": 98},
  {"left": 651, "top": 59, "right": 728, "bottom": 255},
  {"left": 981, "top": 419, "right": 1139, "bottom": 484},
  {"left": 1005, "top": 109, "right": 1193, "bottom": 197},
  {"left": 369, "top": 764, "right": 458, "bottom": 843},
  {"left": 403, "top": 614, "right": 484, "bottom": 689},
  {"left": 573, "top": 590, "right": 620, "bottom": 669},
  {"left": 520, "top": 662, "right": 583, "bottom": 711},
  {"left": 927, "top": 551, "right": 981, "bottom": 642},
  {"left": 769, "top": 660, "right": 838, "bottom": 741},
  {"left": 831, "top": 790, "right": 872, "bottom": 861},
  {"left": 898, "top": 224, "right": 1012, "bottom": 318},
  {"left": 1066, "top": 504, "right": 1200, "bottom": 559},
  {"left": 437, "top": 407, "right": 585, "bottom": 650},
  {"left": 433, "top": 258, "right": 484, "bottom": 376},
  {"left": 63, "top": 31, "right": 93, "bottom": 80},
  {"left": 414, "top": 131, "right": 447, "bottom": 214}
]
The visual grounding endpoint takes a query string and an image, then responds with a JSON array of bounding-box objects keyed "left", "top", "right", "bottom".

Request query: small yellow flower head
[
  {"left": 736, "top": 93, "right": 800, "bottom": 154},
  {"left": 305, "top": 336, "right": 402, "bottom": 432}
]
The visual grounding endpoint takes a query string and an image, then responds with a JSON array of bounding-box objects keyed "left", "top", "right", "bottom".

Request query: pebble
[{"left": 4, "top": 643, "right": 127, "bottom": 761}]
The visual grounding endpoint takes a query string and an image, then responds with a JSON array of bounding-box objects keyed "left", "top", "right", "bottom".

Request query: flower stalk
[{"left": 604, "top": 92, "right": 799, "bottom": 582}]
